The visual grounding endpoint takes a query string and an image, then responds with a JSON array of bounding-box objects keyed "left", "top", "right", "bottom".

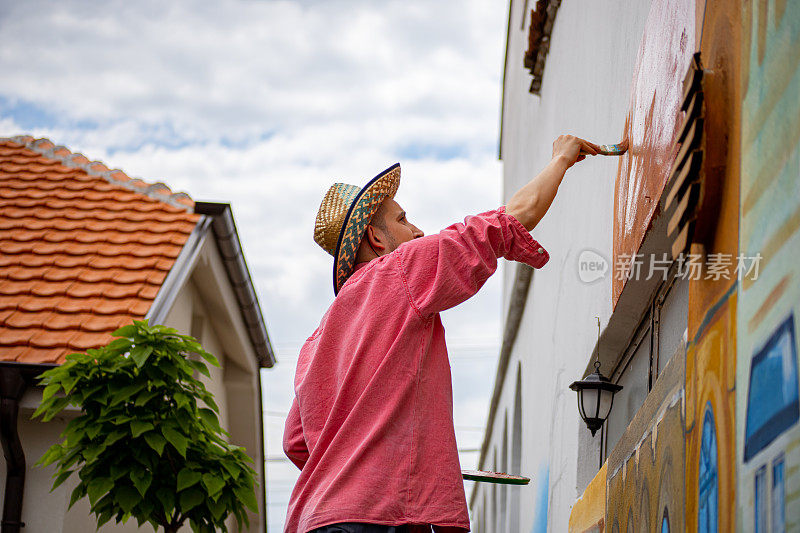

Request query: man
[{"left": 283, "top": 135, "right": 600, "bottom": 532}]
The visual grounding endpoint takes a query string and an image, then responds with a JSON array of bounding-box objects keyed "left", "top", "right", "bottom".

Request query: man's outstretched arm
[{"left": 506, "top": 135, "right": 600, "bottom": 230}]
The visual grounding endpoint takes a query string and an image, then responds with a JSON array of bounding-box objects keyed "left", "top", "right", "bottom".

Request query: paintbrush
[{"left": 582, "top": 139, "right": 628, "bottom": 156}]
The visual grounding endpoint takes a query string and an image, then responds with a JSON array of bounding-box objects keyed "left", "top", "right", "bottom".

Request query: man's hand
[{"left": 552, "top": 134, "right": 601, "bottom": 168}]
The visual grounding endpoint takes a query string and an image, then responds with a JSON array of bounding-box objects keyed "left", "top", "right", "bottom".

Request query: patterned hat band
[{"left": 313, "top": 164, "right": 401, "bottom": 294}]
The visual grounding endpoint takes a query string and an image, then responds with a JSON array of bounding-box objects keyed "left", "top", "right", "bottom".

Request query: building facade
[{"left": 472, "top": 1, "right": 800, "bottom": 531}]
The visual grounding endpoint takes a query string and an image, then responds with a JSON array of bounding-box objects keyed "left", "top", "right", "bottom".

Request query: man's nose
[{"left": 413, "top": 225, "right": 424, "bottom": 238}]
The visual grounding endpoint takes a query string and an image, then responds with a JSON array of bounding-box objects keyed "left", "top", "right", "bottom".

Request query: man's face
[{"left": 371, "top": 198, "right": 424, "bottom": 253}]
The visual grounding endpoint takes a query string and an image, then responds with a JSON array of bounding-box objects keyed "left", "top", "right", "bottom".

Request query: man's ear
[{"left": 365, "top": 224, "right": 387, "bottom": 252}]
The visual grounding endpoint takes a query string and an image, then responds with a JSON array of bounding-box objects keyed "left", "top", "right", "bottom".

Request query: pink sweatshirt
[{"left": 283, "top": 206, "right": 549, "bottom": 532}]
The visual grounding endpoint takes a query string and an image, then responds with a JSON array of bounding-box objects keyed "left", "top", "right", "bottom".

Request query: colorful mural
[
  {"left": 684, "top": 290, "right": 737, "bottom": 532},
  {"left": 501, "top": 0, "right": 800, "bottom": 529},
  {"left": 611, "top": 0, "right": 695, "bottom": 305},
  {"left": 604, "top": 348, "right": 686, "bottom": 533},
  {"left": 737, "top": 0, "right": 800, "bottom": 531}
]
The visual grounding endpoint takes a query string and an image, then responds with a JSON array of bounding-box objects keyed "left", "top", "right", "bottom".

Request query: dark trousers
[{"left": 310, "top": 524, "right": 431, "bottom": 533}]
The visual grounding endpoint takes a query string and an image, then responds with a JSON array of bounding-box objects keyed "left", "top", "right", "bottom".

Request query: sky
[{"left": 0, "top": 1, "right": 509, "bottom": 529}]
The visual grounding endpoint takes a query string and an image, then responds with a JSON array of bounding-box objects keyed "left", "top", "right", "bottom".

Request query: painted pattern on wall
[{"left": 737, "top": 1, "right": 800, "bottom": 531}]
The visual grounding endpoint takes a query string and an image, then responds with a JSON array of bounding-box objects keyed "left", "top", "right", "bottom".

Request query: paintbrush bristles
[{"left": 581, "top": 139, "right": 628, "bottom": 156}]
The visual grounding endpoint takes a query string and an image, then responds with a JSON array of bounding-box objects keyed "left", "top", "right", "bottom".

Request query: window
[
  {"left": 602, "top": 269, "right": 688, "bottom": 461},
  {"left": 755, "top": 465, "right": 767, "bottom": 533},
  {"left": 698, "top": 405, "right": 718, "bottom": 532},
  {"left": 772, "top": 455, "right": 785, "bottom": 533},
  {"left": 744, "top": 315, "right": 799, "bottom": 461},
  {"left": 606, "top": 326, "right": 651, "bottom": 452}
]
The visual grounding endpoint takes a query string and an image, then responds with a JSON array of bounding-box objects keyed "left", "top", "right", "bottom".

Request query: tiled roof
[{"left": 0, "top": 136, "right": 200, "bottom": 364}]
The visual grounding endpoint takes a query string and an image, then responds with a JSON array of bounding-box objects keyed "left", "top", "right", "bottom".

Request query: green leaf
[
  {"left": 85, "top": 424, "right": 102, "bottom": 441},
  {"left": 104, "top": 430, "right": 126, "bottom": 447},
  {"left": 174, "top": 392, "right": 191, "bottom": 410},
  {"left": 162, "top": 427, "right": 188, "bottom": 457},
  {"left": 130, "top": 420, "right": 154, "bottom": 438},
  {"left": 96, "top": 509, "right": 114, "bottom": 529},
  {"left": 109, "top": 463, "right": 128, "bottom": 481},
  {"left": 113, "top": 324, "right": 137, "bottom": 338},
  {"left": 82, "top": 444, "right": 105, "bottom": 463},
  {"left": 68, "top": 484, "right": 85, "bottom": 509},
  {"left": 130, "top": 469, "right": 152, "bottom": 497},
  {"left": 143, "top": 432, "right": 166, "bottom": 455},
  {"left": 42, "top": 382, "right": 60, "bottom": 402},
  {"left": 201, "top": 473, "right": 225, "bottom": 497},
  {"left": 115, "top": 485, "right": 142, "bottom": 514},
  {"left": 110, "top": 382, "right": 147, "bottom": 406},
  {"left": 134, "top": 389, "right": 159, "bottom": 407},
  {"left": 203, "top": 395, "right": 219, "bottom": 413},
  {"left": 156, "top": 487, "right": 175, "bottom": 516},
  {"left": 87, "top": 477, "right": 114, "bottom": 506},
  {"left": 61, "top": 375, "right": 79, "bottom": 395},
  {"left": 39, "top": 396, "right": 70, "bottom": 421},
  {"left": 208, "top": 496, "right": 226, "bottom": 520},
  {"left": 221, "top": 460, "right": 241, "bottom": 480},
  {"left": 130, "top": 344, "right": 154, "bottom": 367},
  {"left": 198, "top": 408, "right": 221, "bottom": 431},
  {"left": 234, "top": 484, "right": 258, "bottom": 512},
  {"left": 51, "top": 470, "right": 73, "bottom": 491},
  {"left": 188, "top": 358, "right": 210, "bottom": 377},
  {"left": 179, "top": 488, "right": 204, "bottom": 513},
  {"left": 177, "top": 468, "right": 202, "bottom": 491},
  {"left": 36, "top": 444, "right": 63, "bottom": 467},
  {"left": 105, "top": 337, "right": 133, "bottom": 355},
  {"left": 197, "top": 349, "right": 220, "bottom": 368}
]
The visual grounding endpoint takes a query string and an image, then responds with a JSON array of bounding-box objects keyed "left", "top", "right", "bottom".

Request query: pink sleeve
[
  {"left": 283, "top": 397, "right": 309, "bottom": 470},
  {"left": 395, "top": 206, "right": 549, "bottom": 318}
]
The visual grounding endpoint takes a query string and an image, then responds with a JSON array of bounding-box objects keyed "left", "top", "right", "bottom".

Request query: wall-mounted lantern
[{"left": 569, "top": 318, "right": 622, "bottom": 437}]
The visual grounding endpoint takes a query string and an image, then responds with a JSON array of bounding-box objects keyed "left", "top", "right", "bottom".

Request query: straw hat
[{"left": 314, "top": 163, "right": 401, "bottom": 294}]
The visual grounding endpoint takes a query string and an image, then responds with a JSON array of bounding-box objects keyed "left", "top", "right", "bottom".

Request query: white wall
[{"left": 474, "top": 1, "right": 653, "bottom": 531}]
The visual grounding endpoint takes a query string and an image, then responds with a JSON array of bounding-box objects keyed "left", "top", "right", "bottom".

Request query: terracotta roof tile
[
  {"left": 14, "top": 346, "right": 66, "bottom": 364},
  {"left": 0, "top": 136, "right": 200, "bottom": 364},
  {"left": 67, "top": 331, "right": 115, "bottom": 350}
]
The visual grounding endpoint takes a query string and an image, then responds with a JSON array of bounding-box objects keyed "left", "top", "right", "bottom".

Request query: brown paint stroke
[{"left": 612, "top": 0, "right": 696, "bottom": 306}]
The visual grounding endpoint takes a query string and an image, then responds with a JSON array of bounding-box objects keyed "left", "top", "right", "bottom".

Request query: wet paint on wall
[{"left": 612, "top": 0, "right": 696, "bottom": 306}]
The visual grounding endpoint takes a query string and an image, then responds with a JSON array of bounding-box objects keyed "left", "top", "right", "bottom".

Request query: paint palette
[{"left": 461, "top": 470, "right": 530, "bottom": 485}]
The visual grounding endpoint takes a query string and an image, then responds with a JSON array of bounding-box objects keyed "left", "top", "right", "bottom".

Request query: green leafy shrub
[{"left": 34, "top": 320, "right": 258, "bottom": 533}]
